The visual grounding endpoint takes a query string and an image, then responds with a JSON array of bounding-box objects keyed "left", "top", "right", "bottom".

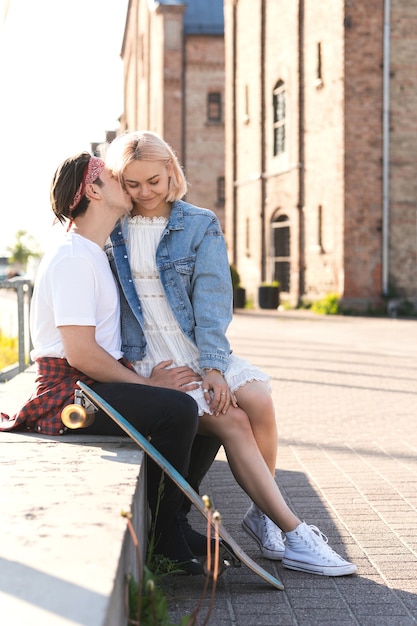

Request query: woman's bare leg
[
  {"left": 199, "top": 403, "right": 358, "bottom": 576},
  {"left": 198, "top": 406, "right": 300, "bottom": 532},
  {"left": 234, "top": 381, "right": 277, "bottom": 475}
]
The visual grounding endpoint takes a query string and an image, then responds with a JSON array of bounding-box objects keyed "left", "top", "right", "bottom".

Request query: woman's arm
[{"left": 191, "top": 220, "right": 233, "bottom": 371}]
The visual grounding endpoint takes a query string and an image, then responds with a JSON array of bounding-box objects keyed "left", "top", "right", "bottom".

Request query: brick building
[
  {"left": 224, "top": 0, "right": 417, "bottom": 311},
  {"left": 120, "top": 0, "right": 226, "bottom": 226}
]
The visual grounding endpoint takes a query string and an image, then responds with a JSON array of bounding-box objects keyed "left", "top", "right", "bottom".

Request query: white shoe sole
[
  {"left": 283, "top": 557, "right": 358, "bottom": 576},
  {"left": 242, "top": 519, "right": 285, "bottom": 561}
]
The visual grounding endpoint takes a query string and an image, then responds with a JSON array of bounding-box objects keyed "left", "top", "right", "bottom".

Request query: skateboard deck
[{"left": 74, "top": 381, "right": 284, "bottom": 590}]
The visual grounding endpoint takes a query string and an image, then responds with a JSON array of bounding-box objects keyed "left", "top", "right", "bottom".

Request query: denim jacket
[{"left": 105, "top": 200, "right": 233, "bottom": 372}]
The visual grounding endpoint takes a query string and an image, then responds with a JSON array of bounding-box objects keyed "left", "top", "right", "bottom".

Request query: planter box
[
  {"left": 233, "top": 287, "right": 246, "bottom": 309},
  {"left": 258, "top": 285, "right": 279, "bottom": 310}
]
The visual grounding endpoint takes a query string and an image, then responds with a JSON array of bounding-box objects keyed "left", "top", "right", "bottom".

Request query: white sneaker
[
  {"left": 283, "top": 522, "right": 357, "bottom": 576},
  {"left": 242, "top": 504, "right": 285, "bottom": 560}
]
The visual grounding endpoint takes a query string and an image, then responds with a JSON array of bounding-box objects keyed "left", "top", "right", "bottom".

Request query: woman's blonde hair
[{"left": 106, "top": 130, "right": 188, "bottom": 201}]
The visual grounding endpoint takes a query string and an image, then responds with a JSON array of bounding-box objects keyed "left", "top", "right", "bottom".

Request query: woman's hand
[{"left": 202, "top": 369, "right": 238, "bottom": 416}]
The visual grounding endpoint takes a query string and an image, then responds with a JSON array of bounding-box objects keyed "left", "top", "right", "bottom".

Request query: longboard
[{"left": 72, "top": 381, "right": 284, "bottom": 590}]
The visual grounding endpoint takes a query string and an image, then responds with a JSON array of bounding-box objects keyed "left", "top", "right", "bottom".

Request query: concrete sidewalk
[
  {"left": 167, "top": 310, "right": 417, "bottom": 625},
  {"left": 0, "top": 366, "right": 147, "bottom": 626}
]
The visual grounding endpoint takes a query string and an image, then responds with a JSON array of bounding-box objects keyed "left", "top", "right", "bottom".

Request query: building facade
[
  {"left": 120, "top": 0, "right": 226, "bottom": 226},
  {"left": 224, "top": 0, "right": 417, "bottom": 311}
]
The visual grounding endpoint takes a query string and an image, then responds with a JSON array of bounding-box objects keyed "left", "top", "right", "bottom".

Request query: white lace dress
[{"left": 127, "top": 215, "right": 270, "bottom": 415}]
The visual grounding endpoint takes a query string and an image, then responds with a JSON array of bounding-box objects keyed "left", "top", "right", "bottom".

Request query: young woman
[{"left": 105, "top": 131, "right": 357, "bottom": 576}]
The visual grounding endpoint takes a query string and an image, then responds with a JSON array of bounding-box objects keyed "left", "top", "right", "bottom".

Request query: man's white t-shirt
[{"left": 30, "top": 233, "right": 123, "bottom": 361}]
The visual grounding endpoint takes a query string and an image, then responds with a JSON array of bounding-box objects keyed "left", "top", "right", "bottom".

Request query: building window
[
  {"left": 243, "top": 85, "right": 250, "bottom": 124},
  {"left": 139, "top": 34, "right": 145, "bottom": 78},
  {"left": 217, "top": 176, "right": 225, "bottom": 205},
  {"left": 318, "top": 204, "right": 324, "bottom": 252},
  {"left": 271, "top": 214, "right": 290, "bottom": 292},
  {"left": 272, "top": 80, "right": 286, "bottom": 156},
  {"left": 315, "top": 42, "right": 324, "bottom": 88},
  {"left": 245, "top": 217, "right": 250, "bottom": 257},
  {"left": 207, "top": 92, "right": 222, "bottom": 122},
  {"left": 317, "top": 42, "right": 322, "bottom": 80}
]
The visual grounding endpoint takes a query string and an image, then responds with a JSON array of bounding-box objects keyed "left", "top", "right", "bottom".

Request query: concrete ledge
[{"left": 0, "top": 368, "right": 147, "bottom": 626}]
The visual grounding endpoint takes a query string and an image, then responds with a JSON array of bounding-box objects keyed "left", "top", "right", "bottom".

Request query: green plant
[
  {"left": 230, "top": 264, "right": 241, "bottom": 289},
  {"left": 260, "top": 280, "right": 280, "bottom": 288},
  {"left": 125, "top": 477, "right": 221, "bottom": 625},
  {"left": 6, "top": 229, "right": 41, "bottom": 271},
  {"left": 311, "top": 293, "right": 340, "bottom": 315},
  {"left": 127, "top": 570, "right": 167, "bottom": 626},
  {"left": 297, "top": 299, "right": 312, "bottom": 310},
  {"left": 0, "top": 331, "right": 18, "bottom": 370},
  {"left": 124, "top": 478, "right": 184, "bottom": 626},
  {"left": 279, "top": 299, "right": 292, "bottom": 311},
  {"left": 127, "top": 568, "right": 194, "bottom": 626}
]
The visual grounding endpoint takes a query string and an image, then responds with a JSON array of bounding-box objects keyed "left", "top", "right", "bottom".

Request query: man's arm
[{"left": 60, "top": 326, "right": 200, "bottom": 390}]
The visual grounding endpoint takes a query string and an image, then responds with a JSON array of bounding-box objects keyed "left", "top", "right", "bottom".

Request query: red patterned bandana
[{"left": 69, "top": 156, "right": 105, "bottom": 212}]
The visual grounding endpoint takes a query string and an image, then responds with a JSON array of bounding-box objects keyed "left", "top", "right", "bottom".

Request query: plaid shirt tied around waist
[{"left": 0, "top": 357, "right": 133, "bottom": 436}]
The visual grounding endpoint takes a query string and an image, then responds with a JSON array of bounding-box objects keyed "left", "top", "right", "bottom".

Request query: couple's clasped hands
[{"left": 149, "top": 361, "right": 237, "bottom": 416}]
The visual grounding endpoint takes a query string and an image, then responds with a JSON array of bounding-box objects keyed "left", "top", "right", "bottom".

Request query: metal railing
[{"left": 0, "top": 277, "right": 33, "bottom": 380}]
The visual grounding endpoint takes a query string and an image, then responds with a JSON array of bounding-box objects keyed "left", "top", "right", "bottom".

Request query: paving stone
[{"left": 167, "top": 311, "right": 417, "bottom": 625}]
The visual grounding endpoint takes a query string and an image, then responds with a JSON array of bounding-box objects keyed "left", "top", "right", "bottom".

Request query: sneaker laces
[
  {"left": 303, "top": 524, "right": 343, "bottom": 562},
  {"left": 262, "top": 513, "right": 284, "bottom": 548}
]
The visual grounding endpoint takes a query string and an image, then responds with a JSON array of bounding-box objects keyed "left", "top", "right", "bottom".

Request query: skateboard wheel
[
  {"left": 202, "top": 555, "right": 228, "bottom": 579},
  {"left": 61, "top": 404, "right": 95, "bottom": 429},
  {"left": 201, "top": 541, "right": 241, "bottom": 578}
]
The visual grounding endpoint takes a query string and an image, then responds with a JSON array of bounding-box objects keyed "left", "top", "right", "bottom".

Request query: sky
[{"left": 0, "top": 0, "right": 129, "bottom": 256}]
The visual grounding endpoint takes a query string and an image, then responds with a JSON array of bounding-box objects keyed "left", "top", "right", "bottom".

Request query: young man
[{"left": 0, "top": 152, "right": 204, "bottom": 574}]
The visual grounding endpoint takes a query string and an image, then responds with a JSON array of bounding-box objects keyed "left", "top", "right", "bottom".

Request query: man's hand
[{"left": 150, "top": 360, "right": 201, "bottom": 391}]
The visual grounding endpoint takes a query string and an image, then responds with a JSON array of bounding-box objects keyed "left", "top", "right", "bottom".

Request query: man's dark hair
[{"left": 50, "top": 152, "right": 103, "bottom": 224}]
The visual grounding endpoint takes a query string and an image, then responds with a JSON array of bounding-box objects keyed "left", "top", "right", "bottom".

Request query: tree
[{"left": 6, "top": 230, "right": 41, "bottom": 273}]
